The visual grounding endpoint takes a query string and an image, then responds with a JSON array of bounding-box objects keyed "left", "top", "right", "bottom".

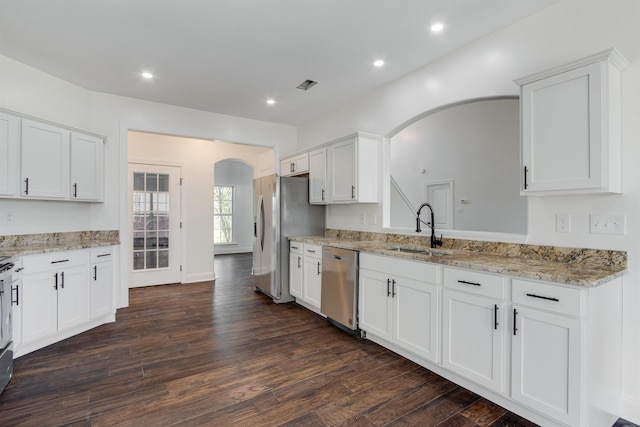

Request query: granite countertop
[
  {"left": 290, "top": 235, "right": 627, "bottom": 288},
  {"left": 0, "top": 231, "right": 119, "bottom": 258}
]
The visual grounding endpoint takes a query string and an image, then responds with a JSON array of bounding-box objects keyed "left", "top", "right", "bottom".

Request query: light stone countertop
[
  {"left": 290, "top": 235, "right": 627, "bottom": 288},
  {"left": 0, "top": 231, "right": 119, "bottom": 258}
]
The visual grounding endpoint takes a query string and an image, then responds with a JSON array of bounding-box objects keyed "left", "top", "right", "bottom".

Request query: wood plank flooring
[{"left": 0, "top": 253, "right": 540, "bottom": 426}]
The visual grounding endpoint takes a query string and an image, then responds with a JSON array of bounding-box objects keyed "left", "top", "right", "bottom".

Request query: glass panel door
[{"left": 128, "top": 164, "right": 181, "bottom": 287}]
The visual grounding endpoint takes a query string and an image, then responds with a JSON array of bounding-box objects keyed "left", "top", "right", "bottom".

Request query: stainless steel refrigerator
[{"left": 253, "top": 174, "right": 325, "bottom": 303}]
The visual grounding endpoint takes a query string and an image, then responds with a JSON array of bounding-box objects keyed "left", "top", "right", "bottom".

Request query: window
[{"left": 214, "top": 185, "right": 234, "bottom": 244}]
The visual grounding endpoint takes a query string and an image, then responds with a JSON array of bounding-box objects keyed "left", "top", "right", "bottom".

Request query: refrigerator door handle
[{"left": 260, "top": 196, "right": 265, "bottom": 252}]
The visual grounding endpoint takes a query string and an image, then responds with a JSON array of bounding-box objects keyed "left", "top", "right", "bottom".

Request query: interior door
[{"left": 128, "top": 163, "right": 182, "bottom": 287}]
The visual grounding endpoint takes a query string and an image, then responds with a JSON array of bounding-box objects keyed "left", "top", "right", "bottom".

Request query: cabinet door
[
  {"left": 512, "top": 305, "right": 581, "bottom": 426},
  {"left": 0, "top": 112, "right": 20, "bottom": 197},
  {"left": 57, "top": 265, "right": 90, "bottom": 331},
  {"left": 394, "top": 278, "right": 440, "bottom": 363},
  {"left": 21, "top": 271, "right": 58, "bottom": 344},
  {"left": 288, "top": 252, "right": 303, "bottom": 299},
  {"left": 71, "top": 132, "right": 103, "bottom": 201},
  {"left": 309, "top": 148, "right": 327, "bottom": 204},
  {"left": 329, "top": 138, "right": 356, "bottom": 202},
  {"left": 521, "top": 62, "right": 603, "bottom": 193},
  {"left": 21, "top": 120, "right": 70, "bottom": 199},
  {"left": 358, "top": 269, "right": 392, "bottom": 342},
  {"left": 442, "top": 289, "right": 505, "bottom": 392},
  {"left": 90, "top": 261, "right": 113, "bottom": 319},
  {"left": 303, "top": 257, "right": 322, "bottom": 309}
]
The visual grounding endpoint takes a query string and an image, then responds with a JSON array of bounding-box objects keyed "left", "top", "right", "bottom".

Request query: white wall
[
  {"left": 128, "top": 132, "right": 269, "bottom": 283},
  {"left": 0, "top": 53, "right": 297, "bottom": 307},
  {"left": 214, "top": 159, "right": 254, "bottom": 254},
  {"left": 297, "top": 1, "right": 640, "bottom": 421}
]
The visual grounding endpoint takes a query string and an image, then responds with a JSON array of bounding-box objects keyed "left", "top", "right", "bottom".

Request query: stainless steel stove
[{"left": 0, "top": 256, "right": 15, "bottom": 395}]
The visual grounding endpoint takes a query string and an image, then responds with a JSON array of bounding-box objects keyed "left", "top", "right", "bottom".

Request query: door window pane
[{"left": 132, "top": 172, "right": 171, "bottom": 271}]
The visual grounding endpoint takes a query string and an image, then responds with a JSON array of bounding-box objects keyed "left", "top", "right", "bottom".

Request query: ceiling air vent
[{"left": 296, "top": 80, "right": 317, "bottom": 91}]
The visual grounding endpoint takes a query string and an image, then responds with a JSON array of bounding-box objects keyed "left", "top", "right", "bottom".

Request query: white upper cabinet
[
  {"left": 517, "top": 48, "right": 628, "bottom": 195},
  {"left": 308, "top": 147, "right": 327, "bottom": 204},
  {"left": 0, "top": 112, "right": 20, "bottom": 197},
  {"left": 328, "top": 132, "right": 380, "bottom": 203},
  {"left": 280, "top": 152, "right": 309, "bottom": 177},
  {"left": 71, "top": 132, "right": 104, "bottom": 201},
  {"left": 21, "top": 119, "right": 71, "bottom": 199},
  {"left": 1, "top": 110, "right": 105, "bottom": 202}
]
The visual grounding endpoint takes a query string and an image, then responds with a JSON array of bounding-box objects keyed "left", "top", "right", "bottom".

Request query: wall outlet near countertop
[
  {"left": 556, "top": 213, "right": 571, "bottom": 233},
  {"left": 590, "top": 214, "right": 626, "bottom": 235}
]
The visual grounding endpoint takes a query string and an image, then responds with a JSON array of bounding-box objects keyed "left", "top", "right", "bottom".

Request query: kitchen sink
[{"left": 385, "top": 245, "right": 451, "bottom": 256}]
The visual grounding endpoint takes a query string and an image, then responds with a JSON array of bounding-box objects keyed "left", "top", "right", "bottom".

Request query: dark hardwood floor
[{"left": 0, "top": 253, "right": 540, "bottom": 426}]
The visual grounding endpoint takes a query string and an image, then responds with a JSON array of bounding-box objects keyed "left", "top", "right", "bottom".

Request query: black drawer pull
[
  {"left": 51, "top": 259, "right": 69, "bottom": 264},
  {"left": 494, "top": 304, "right": 499, "bottom": 330},
  {"left": 526, "top": 293, "right": 559, "bottom": 302},
  {"left": 513, "top": 309, "right": 518, "bottom": 336},
  {"left": 458, "top": 280, "right": 481, "bottom": 287},
  {"left": 97, "top": 253, "right": 111, "bottom": 258}
]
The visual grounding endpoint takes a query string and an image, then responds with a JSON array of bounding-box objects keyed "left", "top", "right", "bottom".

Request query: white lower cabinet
[
  {"left": 14, "top": 247, "right": 117, "bottom": 357},
  {"left": 90, "top": 247, "right": 114, "bottom": 319},
  {"left": 442, "top": 268, "right": 507, "bottom": 393},
  {"left": 302, "top": 244, "right": 322, "bottom": 310},
  {"left": 288, "top": 241, "right": 303, "bottom": 299},
  {"left": 359, "top": 254, "right": 440, "bottom": 363},
  {"left": 20, "top": 251, "right": 89, "bottom": 344},
  {"left": 358, "top": 255, "right": 620, "bottom": 427}
]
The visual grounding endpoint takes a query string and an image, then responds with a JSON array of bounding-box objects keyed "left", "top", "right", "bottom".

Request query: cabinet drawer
[
  {"left": 444, "top": 267, "right": 506, "bottom": 300},
  {"left": 289, "top": 240, "right": 303, "bottom": 255},
  {"left": 90, "top": 247, "right": 114, "bottom": 263},
  {"left": 360, "top": 253, "right": 439, "bottom": 284},
  {"left": 512, "top": 279, "right": 582, "bottom": 317},
  {"left": 23, "top": 250, "right": 88, "bottom": 272},
  {"left": 304, "top": 243, "right": 322, "bottom": 259}
]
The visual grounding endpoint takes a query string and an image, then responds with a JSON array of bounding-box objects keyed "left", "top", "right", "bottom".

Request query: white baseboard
[{"left": 183, "top": 272, "right": 215, "bottom": 283}]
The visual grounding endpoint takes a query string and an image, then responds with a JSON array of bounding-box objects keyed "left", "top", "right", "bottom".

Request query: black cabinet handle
[
  {"left": 316, "top": 261, "right": 321, "bottom": 275},
  {"left": 321, "top": 188, "right": 325, "bottom": 201},
  {"left": 494, "top": 304, "right": 499, "bottom": 330},
  {"left": 51, "top": 259, "right": 69, "bottom": 264},
  {"left": 24, "top": 177, "right": 29, "bottom": 195},
  {"left": 391, "top": 279, "right": 396, "bottom": 298},
  {"left": 458, "top": 280, "right": 481, "bottom": 287},
  {"left": 523, "top": 166, "right": 528, "bottom": 190},
  {"left": 54, "top": 272, "right": 58, "bottom": 290},
  {"left": 513, "top": 309, "right": 518, "bottom": 336},
  {"left": 297, "top": 256, "right": 301, "bottom": 269},
  {"left": 93, "top": 265, "right": 98, "bottom": 281},
  {"left": 526, "top": 293, "right": 559, "bottom": 302},
  {"left": 11, "top": 285, "right": 19, "bottom": 306},
  {"left": 73, "top": 183, "right": 78, "bottom": 198},
  {"left": 61, "top": 271, "right": 65, "bottom": 289},
  {"left": 386, "top": 279, "right": 391, "bottom": 297},
  {"left": 97, "top": 253, "right": 111, "bottom": 258},
  {"left": 351, "top": 185, "right": 355, "bottom": 199}
]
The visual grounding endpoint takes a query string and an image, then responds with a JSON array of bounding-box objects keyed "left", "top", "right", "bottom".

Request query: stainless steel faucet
[{"left": 416, "top": 202, "right": 443, "bottom": 248}]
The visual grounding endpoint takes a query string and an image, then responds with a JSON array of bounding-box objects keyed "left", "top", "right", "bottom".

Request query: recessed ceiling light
[
  {"left": 374, "top": 60, "right": 385, "bottom": 67},
  {"left": 141, "top": 72, "right": 153, "bottom": 79},
  {"left": 266, "top": 99, "right": 276, "bottom": 105},
  {"left": 431, "top": 22, "right": 444, "bottom": 33}
]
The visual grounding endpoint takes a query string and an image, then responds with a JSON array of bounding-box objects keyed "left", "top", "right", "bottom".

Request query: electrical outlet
[
  {"left": 590, "top": 214, "right": 626, "bottom": 235},
  {"left": 359, "top": 213, "right": 366, "bottom": 224},
  {"left": 556, "top": 214, "right": 571, "bottom": 233}
]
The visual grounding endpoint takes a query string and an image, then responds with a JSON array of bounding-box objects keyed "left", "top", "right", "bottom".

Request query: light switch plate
[
  {"left": 556, "top": 214, "right": 571, "bottom": 233},
  {"left": 590, "top": 214, "right": 626, "bottom": 235}
]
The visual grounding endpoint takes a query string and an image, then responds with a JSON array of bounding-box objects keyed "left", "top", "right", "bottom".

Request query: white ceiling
[{"left": 0, "top": 0, "right": 558, "bottom": 126}]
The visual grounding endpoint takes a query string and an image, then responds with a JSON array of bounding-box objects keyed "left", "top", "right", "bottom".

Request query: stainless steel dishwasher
[{"left": 321, "top": 246, "right": 359, "bottom": 333}]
